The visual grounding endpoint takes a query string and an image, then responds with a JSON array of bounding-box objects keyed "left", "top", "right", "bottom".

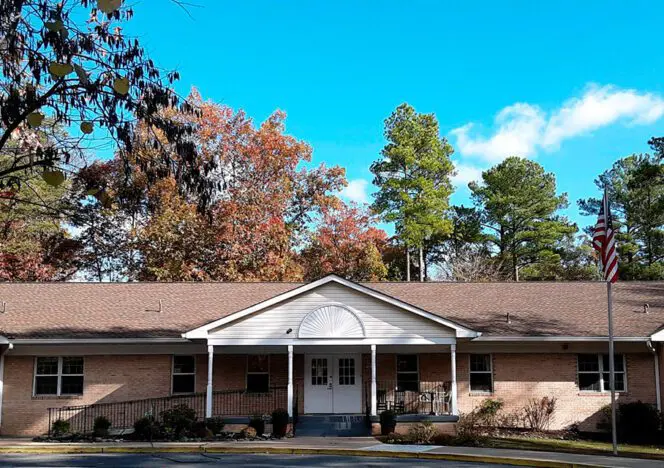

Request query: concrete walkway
[{"left": 0, "top": 437, "right": 661, "bottom": 468}]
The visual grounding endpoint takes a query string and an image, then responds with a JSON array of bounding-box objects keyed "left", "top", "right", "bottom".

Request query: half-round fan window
[{"left": 298, "top": 304, "right": 365, "bottom": 338}]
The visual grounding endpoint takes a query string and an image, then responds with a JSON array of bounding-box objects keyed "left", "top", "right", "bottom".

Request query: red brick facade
[{"left": 0, "top": 351, "right": 658, "bottom": 435}]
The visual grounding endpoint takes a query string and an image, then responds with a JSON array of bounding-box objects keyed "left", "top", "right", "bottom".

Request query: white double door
[{"left": 304, "top": 354, "right": 361, "bottom": 414}]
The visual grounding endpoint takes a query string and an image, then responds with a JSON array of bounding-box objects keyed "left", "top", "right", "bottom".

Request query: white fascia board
[
  {"left": 9, "top": 338, "right": 191, "bottom": 345},
  {"left": 184, "top": 275, "right": 479, "bottom": 339},
  {"left": 206, "top": 337, "right": 457, "bottom": 346},
  {"left": 0, "top": 336, "right": 9, "bottom": 344},
  {"left": 651, "top": 329, "right": 664, "bottom": 342},
  {"left": 473, "top": 336, "right": 649, "bottom": 342}
]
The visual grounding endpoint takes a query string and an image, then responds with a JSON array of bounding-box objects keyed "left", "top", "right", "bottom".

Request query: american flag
[{"left": 592, "top": 190, "right": 618, "bottom": 283}]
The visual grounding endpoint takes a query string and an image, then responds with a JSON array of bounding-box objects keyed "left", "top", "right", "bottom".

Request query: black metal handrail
[{"left": 47, "top": 386, "right": 290, "bottom": 436}]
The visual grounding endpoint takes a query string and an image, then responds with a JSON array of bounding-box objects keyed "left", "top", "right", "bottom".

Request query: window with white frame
[
  {"left": 172, "top": 355, "right": 196, "bottom": 394},
  {"left": 577, "top": 354, "right": 626, "bottom": 392},
  {"left": 396, "top": 355, "right": 419, "bottom": 392},
  {"left": 247, "top": 355, "right": 269, "bottom": 393},
  {"left": 34, "top": 357, "right": 84, "bottom": 396},
  {"left": 469, "top": 354, "right": 493, "bottom": 393}
]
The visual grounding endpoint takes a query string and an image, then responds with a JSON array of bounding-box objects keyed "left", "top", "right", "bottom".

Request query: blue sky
[{"left": 126, "top": 0, "right": 664, "bottom": 232}]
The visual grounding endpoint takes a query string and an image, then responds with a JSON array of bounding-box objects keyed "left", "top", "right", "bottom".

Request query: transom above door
[{"left": 304, "top": 354, "right": 361, "bottom": 414}]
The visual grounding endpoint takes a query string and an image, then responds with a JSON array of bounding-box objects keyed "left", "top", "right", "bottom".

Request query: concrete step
[{"left": 296, "top": 415, "right": 369, "bottom": 437}]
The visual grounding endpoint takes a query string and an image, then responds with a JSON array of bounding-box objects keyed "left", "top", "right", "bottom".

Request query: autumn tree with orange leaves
[
  {"left": 72, "top": 91, "right": 350, "bottom": 281},
  {"left": 300, "top": 203, "right": 388, "bottom": 281}
]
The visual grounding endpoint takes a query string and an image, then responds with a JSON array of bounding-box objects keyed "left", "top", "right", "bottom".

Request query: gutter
[
  {"left": 8, "top": 338, "right": 191, "bottom": 345},
  {"left": 647, "top": 340, "right": 662, "bottom": 412},
  {"left": 473, "top": 336, "right": 649, "bottom": 342}
]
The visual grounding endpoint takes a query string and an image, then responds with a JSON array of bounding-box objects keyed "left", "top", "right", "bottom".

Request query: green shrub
[
  {"left": 93, "top": 416, "right": 111, "bottom": 437},
  {"left": 271, "top": 408, "right": 289, "bottom": 437},
  {"left": 205, "top": 417, "right": 225, "bottom": 435},
  {"left": 476, "top": 399, "right": 504, "bottom": 427},
  {"left": 133, "top": 416, "right": 160, "bottom": 440},
  {"left": 249, "top": 415, "right": 265, "bottom": 436},
  {"left": 51, "top": 419, "right": 70, "bottom": 437},
  {"left": 407, "top": 422, "right": 437, "bottom": 444},
  {"left": 240, "top": 426, "right": 257, "bottom": 439},
  {"left": 600, "top": 401, "right": 662, "bottom": 443},
  {"left": 191, "top": 421, "right": 214, "bottom": 439},
  {"left": 160, "top": 404, "right": 196, "bottom": 438},
  {"left": 379, "top": 409, "right": 397, "bottom": 435},
  {"left": 618, "top": 402, "right": 660, "bottom": 443}
]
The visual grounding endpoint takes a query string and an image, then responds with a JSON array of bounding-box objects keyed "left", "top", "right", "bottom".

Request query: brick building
[{"left": 0, "top": 275, "right": 663, "bottom": 436}]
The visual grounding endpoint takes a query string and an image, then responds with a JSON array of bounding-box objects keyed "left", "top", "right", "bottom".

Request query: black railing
[
  {"left": 364, "top": 380, "right": 451, "bottom": 415},
  {"left": 48, "top": 386, "right": 290, "bottom": 436},
  {"left": 211, "top": 386, "right": 288, "bottom": 417}
]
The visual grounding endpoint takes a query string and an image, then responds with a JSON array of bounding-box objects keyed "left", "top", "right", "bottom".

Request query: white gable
[{"left": 207, "top": 282, "right": 456, "bottom": 340}]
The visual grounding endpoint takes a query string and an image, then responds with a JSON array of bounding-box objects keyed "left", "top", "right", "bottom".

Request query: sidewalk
[{"left": 0, "top": 436, "right": 661, "bottom": 468}]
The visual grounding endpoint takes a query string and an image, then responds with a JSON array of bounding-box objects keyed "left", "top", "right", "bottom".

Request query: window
[
  {"left": 247, "top": 355, "right": 269, "bottom": 393},
  {"left": 338, "top": 358, "right": 355, "bottom": 386},
  {"left": 577, "top": 354, "right": 626, "bottom": 392},
  {"left": 172, "top": 355, "right": 196, "bottom": 394},
  {"left": 34, "top": 357, "right": 84, "bottom": 396},
  {"left": 311, "top": 358, "right": 328, "bottom": 386},
  {"left": 469, "top": 354, "right": 493, "bottom": 393},
  {"left": 396, "top": 355, "right": 419, "bottom": 392}
]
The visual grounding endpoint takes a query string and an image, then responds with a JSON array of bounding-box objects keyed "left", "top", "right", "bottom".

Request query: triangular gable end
[{"left": 183, "top": 275, "right": 479, "bottom": 339}]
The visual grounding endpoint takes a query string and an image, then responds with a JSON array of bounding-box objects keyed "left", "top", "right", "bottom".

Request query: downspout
[{"left": 646, "top": 341, "right": 661, "bottom": 412}]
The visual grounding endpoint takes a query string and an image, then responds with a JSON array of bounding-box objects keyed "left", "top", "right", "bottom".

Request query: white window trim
[
  {"left": 577, "top": 354, "right": 627, "bottom": 393},
  {"left": 246, "top": 354, "right": 270, "bottom": 393},
  {"left": 469, "top": 353, "right": 493, "bottom": 394},
  {"left": 33, "top": 356, "right": 84, "bottom": 397},
  {"left": 171, "top": 355, "right": 196, "bottom": 395},
  {"left": 396, "top": 354, "right": 419, "bottom": 389}
]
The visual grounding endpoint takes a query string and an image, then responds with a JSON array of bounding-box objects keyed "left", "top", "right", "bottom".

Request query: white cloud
[
  {"left": 452, "top": 103, "right": 545, "bottom": 162},
  {"left": 452, "top": 163, "right": 483, "bottom": 187},
  {"left": 452, "top": 84, "right": 664, "bottom": 163},
  {"left": 340, "top": 178, "right": 370, "bottom": 204}
]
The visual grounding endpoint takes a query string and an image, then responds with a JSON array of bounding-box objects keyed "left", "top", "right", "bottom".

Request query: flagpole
[{"left": 607, "top": 280, "right": 618, "bottom": 456}]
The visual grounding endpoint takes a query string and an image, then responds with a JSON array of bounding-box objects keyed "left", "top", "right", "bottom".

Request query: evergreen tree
[
  {"left": 370, "top": 103, "right": 454, "bottom": 281},
  {"left": 470, "top": 157, "right": 576, "bottom": 281}
]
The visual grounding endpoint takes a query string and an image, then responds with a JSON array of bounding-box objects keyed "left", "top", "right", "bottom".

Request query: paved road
[{"left": 0, "top": 453, "right": 514, "bottom": 467}]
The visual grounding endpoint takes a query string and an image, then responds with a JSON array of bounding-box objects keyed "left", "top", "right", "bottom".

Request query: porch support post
[
  {"left": 287, "top": 345, "right": 294, "bottom": 418},
  {"left": 450, "top": 343, "right": 458, "bottom": 416},
  {"left": 370, "top": 344, "right": 377, "bottom": 416},
  {"left": 206, "top": 344, "right": 214, "bottom": 418}
]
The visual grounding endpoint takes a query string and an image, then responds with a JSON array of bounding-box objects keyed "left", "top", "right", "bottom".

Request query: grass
[{"left": 484, "top": 435, "right": 664, "bottom": 460}]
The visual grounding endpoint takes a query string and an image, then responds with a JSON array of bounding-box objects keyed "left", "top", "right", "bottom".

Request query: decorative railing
[
  {"left": 364, "top": 380, "right": 451, "bottom": 415},
  {"left": 47, "top": 386, "right": 292, "bottom": 435}
]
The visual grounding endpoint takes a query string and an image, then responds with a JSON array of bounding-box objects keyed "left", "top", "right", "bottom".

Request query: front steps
[{"left": 296, "top": 415, "right": 369, "bottom": 437}]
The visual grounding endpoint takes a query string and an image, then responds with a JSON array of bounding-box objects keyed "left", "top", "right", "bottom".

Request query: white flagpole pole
[
  {"left": 607, "top": 280, "right": 618, "bottom": 456},
  {"left": 603, "top": 188, "right": 618, "bottom": 456}
]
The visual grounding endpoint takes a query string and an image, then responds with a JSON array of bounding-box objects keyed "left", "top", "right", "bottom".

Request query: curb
[{"left": 0, "top": 445, "right": 610, "bottom": 467}]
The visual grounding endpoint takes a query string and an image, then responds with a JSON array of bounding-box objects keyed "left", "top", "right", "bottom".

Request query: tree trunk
[
  {"left": 419, "top": 247, "right": 424, "bottom": 282},
  {"left": 406, "top": 247, "right": 411, "bottom": 282}
]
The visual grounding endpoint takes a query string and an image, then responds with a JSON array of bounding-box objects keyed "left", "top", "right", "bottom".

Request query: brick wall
[
  {"left": 456, "top": 352, "right": 657, "bottom": 431},
  {"left": 2, "top": 351, "right": 657, "bottom": 435},
  {"left": 1, "top": 355, "right": 173, "bottom": 436}
]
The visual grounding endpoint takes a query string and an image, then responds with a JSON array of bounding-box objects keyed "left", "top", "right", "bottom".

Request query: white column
[
  {"left": 370, "top": 344, "right": 377, "bottom": 416},
  {"left": 206, "top": 345, "right": 214, "bottom": 418},
  {"left": 450, "top": 343, "right": 458, "bottom": 416},
  {"left": 287, "top": 345, "right": 294, "bottom": 418},
  {"left": 0, "top": 350, "right": 5, "bottom": 427}
]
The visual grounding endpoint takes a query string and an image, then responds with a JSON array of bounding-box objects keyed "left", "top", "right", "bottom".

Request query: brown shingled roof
[{"left": 0, "top": 280, "right": 662, "bottom": 339}]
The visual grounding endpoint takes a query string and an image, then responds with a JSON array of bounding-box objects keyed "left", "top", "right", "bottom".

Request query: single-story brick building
[{"left": 0, "top": 274, "right": 663, "bottom": 436}]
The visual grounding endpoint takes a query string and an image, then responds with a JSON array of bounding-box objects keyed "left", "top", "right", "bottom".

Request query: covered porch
[{"left": 200, "top": 344, "right": 459, "bottom": 422}]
